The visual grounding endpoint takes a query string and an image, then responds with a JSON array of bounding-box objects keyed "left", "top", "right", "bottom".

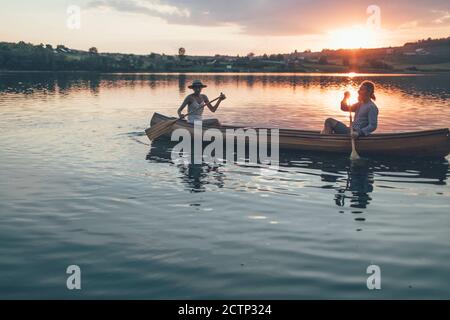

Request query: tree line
[{"left": 0, "top": 41, "right": 182, "bottom": 72}]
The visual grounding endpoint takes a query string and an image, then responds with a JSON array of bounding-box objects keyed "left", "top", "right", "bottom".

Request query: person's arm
[
  {"left": 203, "top": 93, "right": 226, "bottom": 113},
  {"left": 359, "top": 105, "right": 379, "bottom": 136},
  {"left": 341, "top": 94, "right": 350, "bottom": 111},
  {"left": 177, "top": 96, "right": 190, "bottom": 117},
  {"left": 341, "top": 101, "right": 360, "bottom": 112}
]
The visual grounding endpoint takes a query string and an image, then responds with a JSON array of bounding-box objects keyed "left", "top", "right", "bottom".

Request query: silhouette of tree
[
  {"left": 1, "top": 37, "right": 448, "bottom": 72},
  {"left": 178, "top": 47, "right": 186, "bottom": 60}
]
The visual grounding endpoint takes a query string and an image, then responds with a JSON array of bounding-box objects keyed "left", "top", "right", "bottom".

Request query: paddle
[
  {"left": 349, "top": 111, "right": 361, "bottom": 161},
  {"left": 145, "top": 95, "right": 222, "bottom": 141}
]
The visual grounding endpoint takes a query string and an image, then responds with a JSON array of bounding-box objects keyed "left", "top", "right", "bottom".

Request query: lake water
[{"left": 0, "top": 72, "right": 449, "bottom": 299}]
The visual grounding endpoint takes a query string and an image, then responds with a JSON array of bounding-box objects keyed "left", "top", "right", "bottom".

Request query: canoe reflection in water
[{"left": 146, "top": 138, "right": 449, "bottom": 209}]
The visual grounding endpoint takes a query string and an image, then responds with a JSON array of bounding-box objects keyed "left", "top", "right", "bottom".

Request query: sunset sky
[{"left": 1, "top": 0, "right": 449, "bottom": 55}]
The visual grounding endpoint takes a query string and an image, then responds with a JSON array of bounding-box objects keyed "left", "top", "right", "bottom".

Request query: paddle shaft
[
  {"left": 349, "top": 111, "right": 360, "bottom": 160},
  {"left": 145, "top": 95, "right": 223, "bottom": 141},
  {"left": 349, "top": 111, "right": 353, "bottom": 133},
  {"left": 180, "top": 95, "right": 222, "bottom": 120}
]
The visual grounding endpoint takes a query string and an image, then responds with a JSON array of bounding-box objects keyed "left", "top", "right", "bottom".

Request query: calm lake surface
[{"left": 0, "top": 72, "right": 449, "bottom": 299}]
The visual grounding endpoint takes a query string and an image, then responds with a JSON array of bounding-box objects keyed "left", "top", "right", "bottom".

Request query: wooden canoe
[{"left": 149, "top": 113, "right": 450, "bottom": 158}]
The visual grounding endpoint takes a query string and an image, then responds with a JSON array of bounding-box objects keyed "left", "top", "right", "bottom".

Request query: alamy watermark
[
  {"left": 66, "top": 265, "right": 81, "bottom": 290},
  {"left": 67, "top": 5, "right": 81, "bottom": 30},
  {"left": 367, "top": 5, "right": 381, "bottom": 30},
  {"left": 170, "top": 121, "right": 279, "bottom": 175},
  {"left": 366, "top": 265, "right": 381, "bottom": 290}
]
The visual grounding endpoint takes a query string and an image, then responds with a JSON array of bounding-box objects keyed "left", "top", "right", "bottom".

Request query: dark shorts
[{"left": 333, "top": 120, "right": 350, "bottom": 134}]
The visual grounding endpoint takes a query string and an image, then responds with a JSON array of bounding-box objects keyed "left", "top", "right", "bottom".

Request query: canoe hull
[{"left": 149, "top": 113, "right": 450, "bottom": 158}]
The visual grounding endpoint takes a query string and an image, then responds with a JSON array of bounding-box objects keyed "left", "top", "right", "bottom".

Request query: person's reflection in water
[
  {"left": 178, "top": 74, "right": 187, "bottom": 95},
  {"left": 146, "top": 139, "right": 224, "bottom": 192},
  {"left": 311, "top": 155, "right": 374, "bottom": 209},
  {"left": 335, "top": 162, "right": 374, "bottom": 209},
  {"left": 89, "top": 75, "right": 101, "bottom": 95},
  {"left": 279, "top": 151, "right": 375, "bottom": 211},
  {"left": 178, "top": 162, "right": 224, "bottom": 192}
]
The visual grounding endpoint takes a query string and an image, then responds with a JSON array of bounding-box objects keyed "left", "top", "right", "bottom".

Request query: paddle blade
[
  {"left": 349, "top": 136, "right": 361, "bottom": 161},
  {"left": 350, "top": 149, "right": 361, "bottom": 161},
  {"left": 145, "top": 119, "right": 178, "bottom": 140}
]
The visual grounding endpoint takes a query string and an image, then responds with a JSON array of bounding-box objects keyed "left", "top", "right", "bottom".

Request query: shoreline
[{"left": 1, "top": 69, "right": 449, "bottom": 75}]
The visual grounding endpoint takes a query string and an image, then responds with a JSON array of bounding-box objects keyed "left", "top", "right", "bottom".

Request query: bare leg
[{"left": 321, "top": 118, "right": 338, "bottom": 134}]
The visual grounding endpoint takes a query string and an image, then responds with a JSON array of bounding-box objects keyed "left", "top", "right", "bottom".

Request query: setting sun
[{"left": 328, "top": 26, "right": 380, "bottom": 49}]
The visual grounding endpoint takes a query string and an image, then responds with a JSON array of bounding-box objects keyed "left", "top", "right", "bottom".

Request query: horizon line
[{"left": 4, "top": 36, "right": 449, "bottom": 57}]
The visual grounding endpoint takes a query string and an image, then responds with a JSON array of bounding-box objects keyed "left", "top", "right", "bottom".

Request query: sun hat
[{"left": 188, "top": 80, "right": 207, "bottom": 89}]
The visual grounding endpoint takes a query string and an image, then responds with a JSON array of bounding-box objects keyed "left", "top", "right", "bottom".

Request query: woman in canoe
[
  {"left": 321, "top": 81, "right": 379, "bottom": 137},
  {"left": 177, "top": 80, "right": 226, "bottom": 125}
]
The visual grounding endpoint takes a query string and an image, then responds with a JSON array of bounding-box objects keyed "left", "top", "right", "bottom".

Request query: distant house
[
  {"left": 287, "top": 50, "right": 307, "bottom": 62},
  {"left": 56, "top": 45, "right": 70, "bottom": 53},
  {"left": 404, "top": 48, "right": 430, "bottom": 56},
  {"left": 415, "top": 48, "right": 429, "bottom": 55}
]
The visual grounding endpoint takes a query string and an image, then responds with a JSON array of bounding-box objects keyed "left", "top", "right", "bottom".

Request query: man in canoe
[
  {"left": 177, "top": 80, "right": 226, "bottom": 125},
  {"left": 321, "top": 81, "right": 379, "bottom": 137}
]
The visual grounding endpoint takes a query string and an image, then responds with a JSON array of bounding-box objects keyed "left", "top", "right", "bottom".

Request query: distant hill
[
  {"left": 1, "top": 37, "right": 449, "bottom": 73},
  {"left": 287, "top": 37, "right": 450, "bottom": 72}
]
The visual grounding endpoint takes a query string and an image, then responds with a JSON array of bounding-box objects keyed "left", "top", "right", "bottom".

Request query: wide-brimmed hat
[{"left": 188, "top": 80, "right": 207, "bottom": 89}]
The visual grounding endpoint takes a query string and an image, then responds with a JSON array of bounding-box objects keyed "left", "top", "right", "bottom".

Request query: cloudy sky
[{"left": 1, "top": 0, "right": 449, "bottom": 55}]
